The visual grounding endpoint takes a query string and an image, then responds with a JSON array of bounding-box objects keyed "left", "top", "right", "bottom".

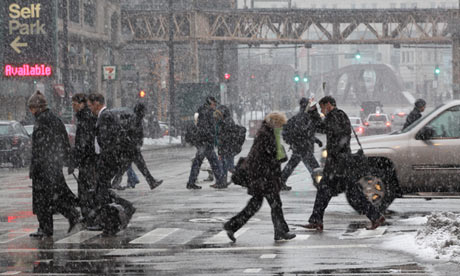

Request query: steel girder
[{"left": 122, "top": 8, "right": 459, "bottom": 45}]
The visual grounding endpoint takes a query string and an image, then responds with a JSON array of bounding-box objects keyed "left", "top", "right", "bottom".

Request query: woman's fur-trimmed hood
[{"left": 264, "top": 112, "right": 287, "bottom": 128}]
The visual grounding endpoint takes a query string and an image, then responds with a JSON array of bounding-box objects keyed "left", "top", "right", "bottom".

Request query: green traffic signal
[
  {"left": 434, "top": 66, "right": 440, "bottom": 75},
  {"left": 355, "top": 51, "right": 361, "bottom": 60},
  {"left": 294, "top": 75, "right": 300, "bottom": 82}
]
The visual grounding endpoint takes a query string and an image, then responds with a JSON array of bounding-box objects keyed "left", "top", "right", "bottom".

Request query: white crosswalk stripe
[
  {"left": 129, "top": 228, "right": 179, "bottom": 244},
  {"left": 55, "top": 230, "right": 103, "bottom": 244},
  {"left": 0, "top": 229, "right": 34, "bottom": 244}
]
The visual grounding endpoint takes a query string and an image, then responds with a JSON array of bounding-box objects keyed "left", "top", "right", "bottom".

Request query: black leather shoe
[
  {"left": 187, "top": 184, "right": 202, "bottom": 190},
  {"left": 149, "top": 179, "right": 163, "bottom": 190},
  {"left": 29, "top": 229, "right": 52, "bottom": 238},
  {"left": 366, "top": 216, "right": 386, "bottom": 230},
  {"left": 300, "top": 222, "right": 324, "bottom": 232},
  {"left": 274, "top": 232, "right": 296, "bottom": 241},
  {"left": 223, "top": 224, "right": 236, "bottom": 242},
  {"left": 86, "top": 225, "right": 103, "bottom": 231}
]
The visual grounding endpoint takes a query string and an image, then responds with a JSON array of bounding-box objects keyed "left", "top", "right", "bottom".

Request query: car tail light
[
  {"left": 391, "top": 115, "right": 395, "bottom": 119},
  {"left": 358, "top": 127, "right": 363, "bottom": 133},
  {"left": 364, "top": 122, "right": 369, "bottom": 126},
  {"left": 360, "top": 108, "right": 364, "bottom": 112},
  {"left": 386, "top": 122, "right": 391, "bottom": 127},
  {"left": 398, "top": 112, "right": 405, "bottom": 117},
  {"left": 12, "top": 136, "right": 19, "bottom": 145}
]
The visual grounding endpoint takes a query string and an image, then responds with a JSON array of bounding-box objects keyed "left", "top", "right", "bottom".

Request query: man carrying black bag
[
  {"left": 87, "top": 93, "right": 136, "bottom": 235},
  {"left": 301, "top": 96, "right": 385, "bottom": 232}
]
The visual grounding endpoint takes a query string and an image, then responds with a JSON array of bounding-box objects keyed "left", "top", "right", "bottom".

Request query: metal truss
[{"left": 122, "top": 8, "right": 459, "bottom": 45}]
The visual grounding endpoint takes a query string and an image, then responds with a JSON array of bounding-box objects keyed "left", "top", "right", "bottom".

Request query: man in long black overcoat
[{"left": 28, "top": 91, "right": 80, "bottom": 238}]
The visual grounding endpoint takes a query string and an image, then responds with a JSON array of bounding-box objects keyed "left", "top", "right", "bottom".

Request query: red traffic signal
[
  {"left": 224, "top": 73, "right": 231, "bottom": 80},
  {"left": 139, "top": 90, "right": 146, "bottom": 98}
]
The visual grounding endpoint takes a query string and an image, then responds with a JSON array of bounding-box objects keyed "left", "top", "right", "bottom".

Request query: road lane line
[
  {"left": 129, "top": 228, "right": 179, "bottom": 244},
  {"left": 155, "top": 229, "right": 204, "bottom": 245},
  {"left": 260, "top": 254, "right": 276, "bottom": 259},
  {"left": 204, "top": 227, "right": 249, "bottom": 244},
  {"left": 55, "top": 231, "right": 102, "bottom": 244},
  {"left": 0, "top": 229, "right": 35, "bottom": 244},
  {"left": 0, "top": 272, "right": 22, "bottom": 275},
  {"left": 244, "top": 268, "right": 262, "bottom": 273}
]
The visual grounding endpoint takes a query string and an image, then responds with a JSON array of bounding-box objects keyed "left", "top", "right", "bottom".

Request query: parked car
[
  {"left": 314, "top": 100, "right": 460, "bottom": 213},
  {"left": 0, "top": 121, "right": 32, "bottom": 168},
  {"left": 158, "top": 121, "right": 177, "bottom": 137},
  {"left": 364, "top": 113, "right": 392, "bottom": 135},
  {"left": 64, "top": 124, "right": 76, "bottom": 147},
  {"left": 349, "top": 116, "right": 366, "bottom": 136}
]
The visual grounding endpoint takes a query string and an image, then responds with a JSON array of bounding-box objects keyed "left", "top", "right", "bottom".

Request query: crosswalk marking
[
  {"left": 0, "top": 229, "right": 34, "bottom": 244},
  {"left": 0, "top": 271, "right": 22, "bottom": 275},
  {"left": 55, "top": 230, "right": 103, "bottom": 244},
  {"left": 154, "top": 229, "right": 203, "bottom": 245},
  {"left": 203, "top": 227, "right": 249, "bottom": 244},
  {"left": 129, "top": 228, "right": 179, "bottom": 244},
  {"left": 340, "top": 227, "right": 387, "bottom": 240},
  {"left": 244, "top": 268, "right": 262, "bottom": 273},
  {"left": 260, "top": 254, "right": 276, "bottom": 259}
]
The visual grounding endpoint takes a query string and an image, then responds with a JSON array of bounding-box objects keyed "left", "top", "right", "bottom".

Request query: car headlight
[
  {"left": 321, "top": 149, "right": 327, "bottom": 158},
  {"left": 315, "top": 175, "right": 322, "bottom": 184}
]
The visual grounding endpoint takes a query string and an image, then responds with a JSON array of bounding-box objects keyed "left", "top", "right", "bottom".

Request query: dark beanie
[
  {"left": 299, "top": 97, "right": 309, "bottom": 108},
  {"left": 28, "top": 91, "right": 47, "bottom": 108},
  {"left": 415, "top": 98, "right": 426, "bottom": 109}
]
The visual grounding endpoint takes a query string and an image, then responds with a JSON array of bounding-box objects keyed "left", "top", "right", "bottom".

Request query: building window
[
  {"left": 84, "top": 0, "right": 96, "bottom": 27},
  {"left": 390, "top": 3, "right": 396, "bottom": 9},
  {"left": 401, "top": 3, "right": 407, "bottom": 9},
  {"left": 69, "top": 0, "right": 80, "bottom": 23}
]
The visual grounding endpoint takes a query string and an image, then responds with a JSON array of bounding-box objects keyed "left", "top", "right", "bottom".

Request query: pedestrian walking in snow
[
  {"left": 301, "top": 96, "right": 385, "bottom": 232},
  {"left": 403, "top": 98, "right": 426, "bottom": 130},
  {"left": 87, "top": 93, "right": 136, "bottom": 235},
  {"left": 186, "top": 96, "right": 225, "bottom": 189},
  {"left": 224, "top": 112, "right": 296, "bottom": 242},
  {"left": 280, "top": 97, "right": 322, "bottom": 191},
  {"left": 28, "top": 91, "right": 80, "bottom": 238},
  {"left": 69, "top": 93, "right": 99, "bottom": 228}
]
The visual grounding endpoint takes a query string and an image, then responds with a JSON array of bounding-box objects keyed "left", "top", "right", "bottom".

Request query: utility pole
[
  {"left": 62, "top": 0, "right": 71, "bottom": 111},
  {"left": 168, "top": 0, "right": 176, "bottom": 138}
]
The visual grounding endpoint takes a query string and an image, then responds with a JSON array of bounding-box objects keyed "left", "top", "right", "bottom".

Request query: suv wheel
[{"left": 346, "top": 167, "right": 395, "bottom": 213}]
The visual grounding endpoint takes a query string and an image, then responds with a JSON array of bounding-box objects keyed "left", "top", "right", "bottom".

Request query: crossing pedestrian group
[{"left": 27, "top": 90, "right": 386, "bottom": 242}]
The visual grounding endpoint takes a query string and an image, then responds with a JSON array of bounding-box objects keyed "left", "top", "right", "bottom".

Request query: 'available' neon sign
[{"left": 4, "top": 64, "right": 52, "bottom": 77}]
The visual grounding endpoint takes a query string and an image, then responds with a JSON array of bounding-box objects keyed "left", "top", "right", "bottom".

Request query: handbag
[
  {"left": 346, "top": 128, "right": 370, "bottom": 181},
  {"left": 231, "top": 157, "right": 251, "bottom": 187}
]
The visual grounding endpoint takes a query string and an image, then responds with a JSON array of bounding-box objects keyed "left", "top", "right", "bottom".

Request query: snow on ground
[
  {"left": 143, "top": 136, "right": 181, "bottom": 146},
  {"left": 379, "top": 212, "right": 460, "bottom": 263}
]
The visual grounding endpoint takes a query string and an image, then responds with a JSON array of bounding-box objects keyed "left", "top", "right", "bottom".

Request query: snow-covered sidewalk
[
  {"left": 379, "top": 212, "right": 460, "bottom": 263},
  {"left": 141, "top": 136, "right": 182, "bottom": 151}
]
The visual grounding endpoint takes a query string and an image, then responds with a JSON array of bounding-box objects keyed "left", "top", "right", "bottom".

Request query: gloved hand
[{"left": 315, "top": 138, "right": 323, "bottom": 148}]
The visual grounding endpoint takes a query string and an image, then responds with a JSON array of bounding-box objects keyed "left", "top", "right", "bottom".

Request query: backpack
[
  {"left": 230, "top": 124, "right": 246, "bottom": 155},
  {"left": 111, "top": 108, "right": 138, "bottom": 151},
  {"left": 282, "top": 116, "right": 298, "bottom": 146}
]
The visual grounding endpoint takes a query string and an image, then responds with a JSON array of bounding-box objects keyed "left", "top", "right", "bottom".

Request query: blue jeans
[
  {"left": 127, "top": 165, "right": 139, "bottom": 187},
  {"left": 221, "top": 155, "right": 235, "bottom": 182},
  {"left": 187, "top": 144, "right": 223, "bottom": 186}
]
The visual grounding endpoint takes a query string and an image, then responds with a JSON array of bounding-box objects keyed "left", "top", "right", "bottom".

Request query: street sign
[
  {"left": 1, "top": 1, "right": 56, "bottom": 77},
  {"left": 102, "top": 65, "right": 117, "bottom": 80}
]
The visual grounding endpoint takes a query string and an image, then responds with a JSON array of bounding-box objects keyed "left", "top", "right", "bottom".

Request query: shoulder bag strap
[{"left": 351, "top": 127, "right": 364, "bottom": 152}]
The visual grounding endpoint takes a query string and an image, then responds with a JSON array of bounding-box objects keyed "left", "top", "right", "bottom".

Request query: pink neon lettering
[{"left": 4, "top": 64, "right": 52, "bottom": 77}]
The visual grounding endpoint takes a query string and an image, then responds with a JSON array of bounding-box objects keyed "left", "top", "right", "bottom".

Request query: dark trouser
[
  {"left": 95, "top": 154, "right": 134, "bottom": 219},
  {"left": 281, "top": 150, "right": 319, "bottom": 184},
  {"left": 78, "top": 156, "right": 97, "bottom": 225},
  {"left": 221, "top": 154, "right": 235, "bottom": 183},
  {"left": 308, "top": 175, "right": 382, "bottom": 224},
  {"left": 187, "top": 144, "right": 223, "bottom": 186},
  {"left": 113, "top": 149, "right": 157, "bottom": 188},
  {"left": 36, "top": 190, "right": 79, "bottom": 236},
  {"left": 225, "top": 193, "right": 290, "bottom": 236}
]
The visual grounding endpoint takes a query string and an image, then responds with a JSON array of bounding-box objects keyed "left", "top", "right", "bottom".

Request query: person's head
[
  {"left": 205, "top": 96, "right": 217, "bottom": 110},
  {"left": 265, "top": 111, "right": 287, "bottom": 128},
  {"left": 27, "top": 91, "right": 47, "bottom": 115},
  {"left": 87, "top": 93, "right": 105, "bottom": 115},
  {"left": 71, "top": 93, "right": 88, "bottom": 113},
  {"left": 299, "top": 97, "right": 309, "bottom": 111},
  {"left": 415, "top": 98, "right": 426, "bottom": 112},
  {"left": 318, "top": 96, "right": 336, "bottom": 115},
  {"left": 134, "top": 102, "right": 146, "bottom": 119}
]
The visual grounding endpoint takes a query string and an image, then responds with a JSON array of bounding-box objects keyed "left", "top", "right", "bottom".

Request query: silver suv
[{"left": 314, "top": 100, "right": 460, "bottom": 213}]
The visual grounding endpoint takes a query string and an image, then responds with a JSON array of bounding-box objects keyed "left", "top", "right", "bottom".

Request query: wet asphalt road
[{"left": 0, "top": 141, "right": 459, "bottom": 275}]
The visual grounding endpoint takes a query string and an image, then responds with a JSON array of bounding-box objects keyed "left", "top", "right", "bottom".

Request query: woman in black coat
[
  {"left": 223, "top": 112, "right": 296, "bottom": 242},
  {"left": 28, "top": 91, "right": 80, "bottom": 238}
]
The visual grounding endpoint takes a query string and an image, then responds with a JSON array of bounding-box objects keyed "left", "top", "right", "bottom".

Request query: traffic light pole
[
  {"left": 294, "top": 45, "right": 298, "bottom": 95},
  {"left": 168, "top": 0, "right": 176, "bottom": 139}
]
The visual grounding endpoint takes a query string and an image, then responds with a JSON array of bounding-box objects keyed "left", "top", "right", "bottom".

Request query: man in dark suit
[
  {"left": 70, "top": 93, "right": 98, "bottom": 228},
  {"left": 301, "top": 96, "right": 385, "bottom": 232},
  {"left": 403, "top": 98, "right": 426, "bottom": 130},
  {"left": 28, "top": 91, "right": 80, "bottom": 238},
  {"left": 87, "top": 93, "right": 136, "bottom": 235}
]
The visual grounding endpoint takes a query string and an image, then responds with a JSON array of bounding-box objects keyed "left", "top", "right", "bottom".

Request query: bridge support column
[{"left": 452, "top": 35, "right": 460, "bottom": 99}]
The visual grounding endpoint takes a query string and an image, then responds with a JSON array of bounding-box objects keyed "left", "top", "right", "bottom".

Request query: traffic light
[
  {"left": 434, "top": 65, "right": 441, "bottom": 75},
  {"left": 139, "top": 90, "right": 146, "bottom": 98},
  {"left": 224, "top": 73, "right": 231, "bottom": 81},
  {"left": 294, "top": 72, "right": 300, "bottom": 83},
  {"left": 250, "top": 74, "right": 255, "bottom": 80},
  {"left": 355, "top": 51, "right": 361, "bottom": 60},
  {"left": 302, "top": 73, "right": 309, "bottom": 83}
]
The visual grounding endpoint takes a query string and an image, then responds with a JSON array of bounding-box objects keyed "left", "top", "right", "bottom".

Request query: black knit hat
[{"left": 415, "top": 98, "right": 426, "bottom": 109}]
